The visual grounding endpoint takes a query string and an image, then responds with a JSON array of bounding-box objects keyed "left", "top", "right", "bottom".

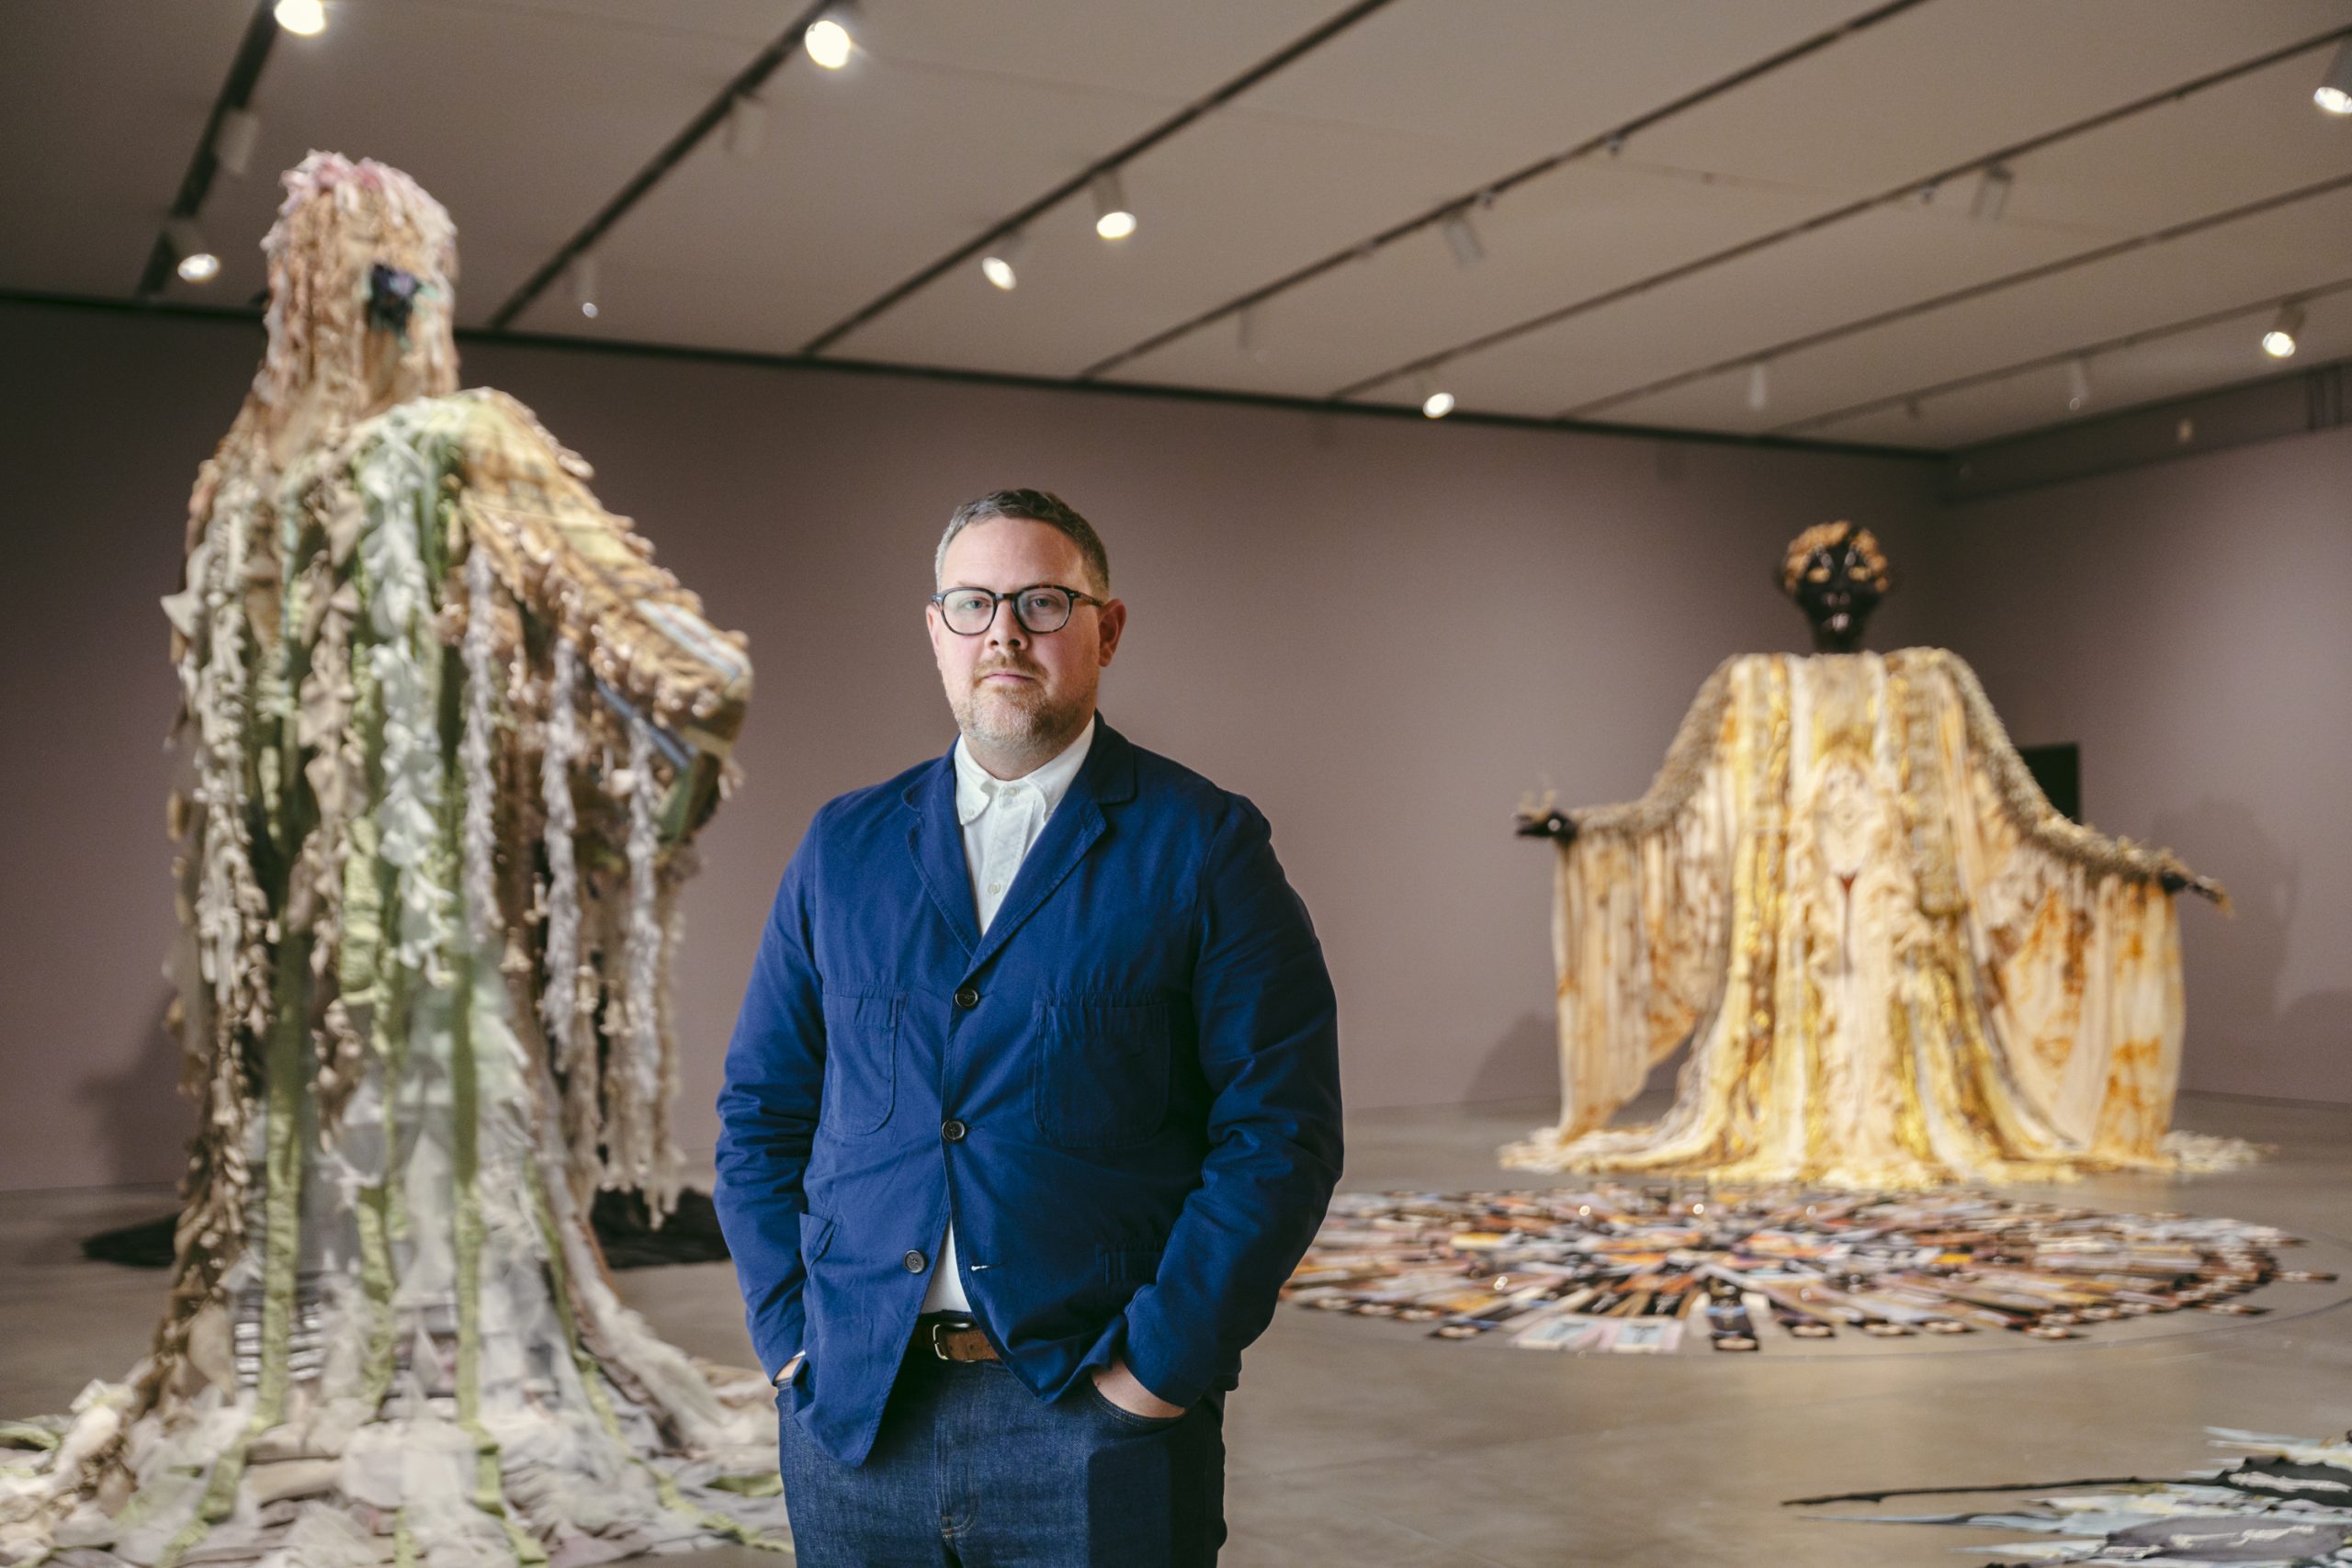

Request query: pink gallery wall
[
  {"left": 0, "top": 299, "right": 1946, "bottom": 1192},
  {"left": 1920, "top": 423, "right": 2352, "bottom": 1107}
]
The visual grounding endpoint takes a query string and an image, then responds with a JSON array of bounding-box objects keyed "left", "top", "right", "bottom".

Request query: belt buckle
[{"left": 928, "top": 1318, "right": 971, "bottom": 1361}]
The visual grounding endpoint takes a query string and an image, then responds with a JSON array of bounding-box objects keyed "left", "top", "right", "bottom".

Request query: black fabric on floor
[{"left": 80, "top": 1187, "right": 732, "bottom": 1269}]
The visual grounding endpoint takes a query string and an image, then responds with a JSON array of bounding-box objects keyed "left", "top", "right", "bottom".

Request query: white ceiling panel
[
  {"left": 171, "top": 0, "right": 781, "bottom": 320},
  {"left": 1434, "top": 201, "right": 2092, "bottom": 419},
  {"left": 1102, "top": 158, "right": 1832, "bottom": 398},
  {"left": 1624, "top": 0, "right": 2352, "bottom": 199},
  {"left": 510, "top": 0, "right": 1345, "bottom": 344},
  {"left": 1810, "top": 288, "right": 2352, "bottom": 448},
  {"left": 1993, "top": 44, "right": 2352, "bottom": 234},
  {"left": 1598, "top": 182, "right": 2352, "bottom": 435},
  {"left": 1236, "top": 0, "right": 1878, "bottom": 154},
  {"left": 0, "top": 1, "right": 254, "bottom": 296}
]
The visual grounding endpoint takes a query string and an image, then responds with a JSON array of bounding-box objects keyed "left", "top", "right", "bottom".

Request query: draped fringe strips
[
  {"left": 1507, "top": 649, "right": 2254, "bottom": 1190},
  {"left": 4, "top": 378, "right": 767, "bottom": 1566}
]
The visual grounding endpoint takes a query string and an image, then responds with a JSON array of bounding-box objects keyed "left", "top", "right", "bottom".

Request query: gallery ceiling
[{"left": 7, "top": 0, "right": 2351, "bottom": 451}]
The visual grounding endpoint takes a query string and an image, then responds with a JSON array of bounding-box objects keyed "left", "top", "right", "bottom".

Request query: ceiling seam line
[
  {"left": 136, "top": 0, "right": 281, "bottom": 299},
  {"left": 1072, "top": 0, "right": 1934, "bottom": 381},
  {"left": 1769, "top": 273, "right": 2352, "bottom": 435},
  {"left": 795, "top": 0, "right": 1401, "bottom": 356},
  {"left": 1317, "top": 22, "right": 2352, "bottom": 405},
  {"left": 1557, "top": 169, "right": 2352, "bottom": 420},
  {"left": 0, "top": 286, "right": 1938, "bottom": 460},
  {"left": 484, "top": 0, "right": 841, "bottom": 331}
]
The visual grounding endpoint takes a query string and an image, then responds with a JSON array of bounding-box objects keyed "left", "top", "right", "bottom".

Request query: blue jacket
[{"left": 713, "top": 718, "right": 1343, "bottom": 1464}]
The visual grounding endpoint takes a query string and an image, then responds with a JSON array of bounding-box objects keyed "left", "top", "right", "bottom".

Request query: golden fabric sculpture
[
  {"left": 0, "top": 155, "right": 785, "bottom": 1565},
  {"left": 1503, "top": 524, "right": 2235, "bottom": 1190}
]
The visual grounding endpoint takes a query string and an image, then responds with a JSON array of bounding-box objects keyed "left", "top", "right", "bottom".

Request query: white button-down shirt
[{"left": 921, "top": 717, "right": 1097, "bottom": 1313}]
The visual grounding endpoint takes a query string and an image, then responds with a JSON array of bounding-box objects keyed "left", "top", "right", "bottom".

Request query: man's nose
[{"left": 983, "top": 603, "right": 1028, "bottom": 649}]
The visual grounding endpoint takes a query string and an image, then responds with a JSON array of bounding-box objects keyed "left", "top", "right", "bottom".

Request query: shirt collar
[{"left": 953, "top": 716, "right": 1097, "bottom": 826}]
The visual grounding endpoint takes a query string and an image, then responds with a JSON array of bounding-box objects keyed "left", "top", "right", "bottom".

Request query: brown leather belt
[{"left": 916, "top": 1314, "right": 999, "bottom": 1363}]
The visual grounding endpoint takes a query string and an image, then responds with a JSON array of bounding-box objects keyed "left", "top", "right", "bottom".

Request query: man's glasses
[{"left": 928, "top": 583, "right": 1105, "bottom": 637}]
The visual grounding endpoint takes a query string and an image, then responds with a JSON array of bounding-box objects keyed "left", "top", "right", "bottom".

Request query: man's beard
[{"left": 949, "top": 660, "right": 1091, "bottom": 760}]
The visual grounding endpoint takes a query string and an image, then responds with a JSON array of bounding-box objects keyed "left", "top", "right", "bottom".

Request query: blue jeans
[{"left": 778, "top": 1348, "right": 1227, "bottom": 1566}]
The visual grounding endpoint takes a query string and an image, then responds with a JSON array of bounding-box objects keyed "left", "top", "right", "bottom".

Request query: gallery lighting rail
[
  {"left": 1325, "top": 23, "right": 2352, "bottom": 410},
  {"left": 485, "top": 0, "right": 844, "bottom": 331},
  {"left": 797, "top": 0, "right": 1400, "bottom": 356},
  {"left": 1075, "top": 0, "right": 1932, "bottom": 383},
  {"left": 135, "top": 0, "right": 282, "bottom": 299},
  {"left": 1560, "top": 169, "right": 2352, "bottom": 420},
  {"left": 1770, "top": 273, "right": 2352, "bottom": 437}
]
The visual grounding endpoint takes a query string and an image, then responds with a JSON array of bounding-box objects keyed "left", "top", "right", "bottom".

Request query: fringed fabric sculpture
[
  {"left": 1506, "top": 523, "right": 2241, "bottom": 1189},
  {"left": 0, "top": 154, "right": 783, "bottom": 1566}
]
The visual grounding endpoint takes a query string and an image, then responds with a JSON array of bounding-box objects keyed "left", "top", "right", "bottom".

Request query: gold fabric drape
[{"left": 1503, "top": 649, "right": 2224, "bottom": 1188}]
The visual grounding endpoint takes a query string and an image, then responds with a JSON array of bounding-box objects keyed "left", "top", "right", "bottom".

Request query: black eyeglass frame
[{"left": 926, "top": 582, "right": 1108, "bottom": 636}]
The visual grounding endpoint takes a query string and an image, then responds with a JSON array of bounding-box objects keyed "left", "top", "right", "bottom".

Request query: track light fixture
[
  {"left": 1970, "top": 164, "right": 2013, "bottom": 222},
  {"left": 213, "top": 108, "right": 261, "bottom": 178},
  {"left": 724, "top": 94, "right": 767, "bottom": 157},
  {"left": 1237, "top": 304, "right": 1259, "bottom": 357},
  {"left": 1746, "top": 361, "right": 1770, "bottom": 413},
  {"left": 804, "top": 6, "right": 854, "bottom": 70},
  {"left": 167, "top": 219, "right": 220, "bottom": 284},
  {"left": 1441, "top": 209, "right": 1484, "bottom": 268},
  {"left": 2065, "top": 355, "right": 2091, "bottom": 412},
  {"left": 274, "top": 0, "right": 325, "bottom": 36},
  {"left": 1418, "top": 372, "right": 1454, "bottom": 420},
  {"left": 2316, "top": 39, "right": 2352, "bottom": 115},
  {"left": 1091, "top": 170, "right": 1136, "bottom": 241},
  {"left": 2262, "top": 302, "right": 2304, "bottom": 358},
  {"left": 979, "top": 231, "right": 1023, "bottom": 291},
  {"left": 572, "top": 253, "right": 600, "bottom": 320}
]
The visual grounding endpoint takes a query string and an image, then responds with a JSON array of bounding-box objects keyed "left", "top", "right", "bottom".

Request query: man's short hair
[{"left": 935, "top": 490, "right": 1111, "bottom": 595}]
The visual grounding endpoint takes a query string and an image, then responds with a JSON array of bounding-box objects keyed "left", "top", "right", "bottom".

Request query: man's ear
[{"left": 1096, "top": 598, "right": 1127, "bottom": 667}]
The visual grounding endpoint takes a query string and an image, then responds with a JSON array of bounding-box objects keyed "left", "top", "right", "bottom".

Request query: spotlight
[
  {"left": 804, "top": 10, "right": 854, "bottom": 70},
  {"left": 1091, "top": 170, "right": 1136, "bottom": 241},
  {"left": 1970, "top": 164, "right": 2013, "bottom": 222},
  {"left": 213, "top": 108, "right": 261, "bottom": 178},
  {"left": 1441, "top": 209, "right": 1484, "bottom": 268},
  {"left": 1746, "top": 361, "right": 1770, "bottom": 412},
  {"left": 2065, "top": 355, "right": 2091, "bottom": 412},
  {"left": 724, "top": 95, "right": 766, "bottom": 157},
  {"left": 2316, "top": 39, "right": 2352, "bottom": 114},
  {"left": 273, "top": 0, "right": 325, "bottom": 36},
  {"left": 2262, "top": 302, "right": 2304, "bottom": 358},
  {"left": 572, "top": 253, "right": 600, "bottom": 320},
  {"left": 1418, "top": 372, "right": 1454, "bottom": 419},
  {"left": 167, "top": 219, "right": 220, "bottom": 284},
  {"left": 978, "top": 231, "right": 1023, "bottom": 291}
]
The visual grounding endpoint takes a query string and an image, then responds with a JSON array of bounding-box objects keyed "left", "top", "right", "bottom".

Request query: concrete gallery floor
[{"left": 5, "top": 1090, "right": 2349, "bottom": 1568}]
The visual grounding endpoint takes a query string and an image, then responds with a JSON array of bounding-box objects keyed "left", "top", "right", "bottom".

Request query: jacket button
[
  {"left": 942, "top": 1119, "right": 967, "bottom": 1143},
  {"left": 953, "top": 986, "right": 979, "bottom": 1010},
  {"left": 903, "top": 1249, "right": 927, "bottom": 1273}
]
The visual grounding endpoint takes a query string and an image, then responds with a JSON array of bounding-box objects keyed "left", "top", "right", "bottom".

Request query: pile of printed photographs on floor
[
  {"left": 1792, "top": 1427, "right": 2352, "bottom": 1565},
  {"left": 1283, "top": 1188, "right": 2333, "bottom": 1354}
]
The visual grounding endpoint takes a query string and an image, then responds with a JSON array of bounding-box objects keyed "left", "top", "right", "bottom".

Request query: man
[{"left": 714, "top": 490, "right": 1342, "bottom": 1565}]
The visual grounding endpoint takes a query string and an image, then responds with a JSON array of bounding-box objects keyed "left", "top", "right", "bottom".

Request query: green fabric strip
[{"left": 158, "top": 931, "right": 311, "bottom": 1568}]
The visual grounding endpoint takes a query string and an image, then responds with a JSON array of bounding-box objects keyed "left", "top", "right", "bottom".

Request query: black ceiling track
[
  {"left": 484, "top": 0, "right": 842, "bottom": 331},
  {"left": 1325, "top": 22, "right": 2352, "bottom": 406},
  {"left": 1076, "top": 0, "right": 1933, "bottom": 383},
  {"left": 134, "top": 0, "right": 279, "bottom": 299},
  {"left": 797, "top": 0, "right": 1402, "bottom": 356}
]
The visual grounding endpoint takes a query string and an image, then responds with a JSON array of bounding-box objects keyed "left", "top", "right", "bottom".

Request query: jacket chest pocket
[
  {"left": 821, "top": 990, "right": 900, "bottom": 1134},
  {"left": 1033, "top": 998, "right": 1171, "bottom": 1151}
]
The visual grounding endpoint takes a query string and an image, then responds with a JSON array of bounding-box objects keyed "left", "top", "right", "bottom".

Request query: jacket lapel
[
  {"left": 905, "top": 750, "right": 980, "bottom": 957},
  {"left": 961, "top": 718, "right": 1137, "bottom": 980}
]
